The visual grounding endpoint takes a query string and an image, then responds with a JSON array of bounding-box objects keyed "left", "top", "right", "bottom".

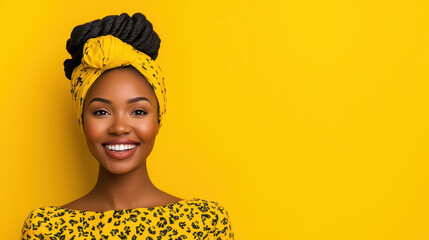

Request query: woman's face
[{"left": 82, "top": 67, "right": 159, "bottom": 174}]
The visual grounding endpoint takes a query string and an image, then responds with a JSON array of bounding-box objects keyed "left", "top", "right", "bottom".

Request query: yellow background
[{"left": 1, "top": 0, "right": 428, "bottom": 239}]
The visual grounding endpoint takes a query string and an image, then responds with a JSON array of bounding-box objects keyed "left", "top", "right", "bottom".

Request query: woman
[{"left": 21, "top": 12, "right": 234, "bottom": 240}]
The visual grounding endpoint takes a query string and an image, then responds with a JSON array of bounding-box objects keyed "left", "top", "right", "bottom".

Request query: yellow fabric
[
  {"left": 70, "top": 34, "right": 167, "bottom": 135},
  {"left": 20, "top": 198, "right": 234, "bottom": 239}
]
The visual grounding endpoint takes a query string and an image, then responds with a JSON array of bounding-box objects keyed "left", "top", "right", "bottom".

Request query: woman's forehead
[{"left": 85, "top": 68, "right": 156, "bottom": 103}]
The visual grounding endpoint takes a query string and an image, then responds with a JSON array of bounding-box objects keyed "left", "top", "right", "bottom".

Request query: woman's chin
[{"left": 99, "top": 159, "right": 142, "bottom": 175}]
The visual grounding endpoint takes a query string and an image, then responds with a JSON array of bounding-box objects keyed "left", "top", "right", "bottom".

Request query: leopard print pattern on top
[{"left": 21, "top": 198, "right": 234, "bottom": 240}]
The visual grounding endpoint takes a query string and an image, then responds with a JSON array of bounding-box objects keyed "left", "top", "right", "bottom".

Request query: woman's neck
[{"left": 87, "top": 161, "right": 163, "bottom": 210}]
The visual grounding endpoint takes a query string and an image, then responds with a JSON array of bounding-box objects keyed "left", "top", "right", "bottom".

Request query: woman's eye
[
  {"left": 132, "top": 109, "right": 147, "bottom": 115},
  {"left": 93, "top": 110, "right": 109, "bottom": 115}
]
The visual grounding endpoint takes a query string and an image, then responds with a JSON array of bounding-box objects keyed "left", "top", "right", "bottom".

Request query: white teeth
[{"left": 104, "top": 144, "right": 137, "bottom": 151}]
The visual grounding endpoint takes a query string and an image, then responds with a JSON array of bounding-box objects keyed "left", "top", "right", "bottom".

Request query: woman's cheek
[
  {"left": 135, "top": 118, "right": 158, "bottom": 138},
  {"left": 84, "top": 116, "right": 108, "bottom": 142}
]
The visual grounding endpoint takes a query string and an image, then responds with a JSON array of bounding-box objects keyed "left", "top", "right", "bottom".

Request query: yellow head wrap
[{"left": 69, "top": 34, "right": 166, "bottom": 135}]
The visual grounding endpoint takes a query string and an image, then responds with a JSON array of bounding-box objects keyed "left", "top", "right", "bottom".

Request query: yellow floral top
[{"left": 21, "top": 198, "right": 234, "bottom": 240}]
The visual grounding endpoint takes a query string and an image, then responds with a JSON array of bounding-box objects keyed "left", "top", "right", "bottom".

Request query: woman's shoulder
[
  {"left": 21, "top": 206, "right": 59, "bottom": 229},
  {"left": 189, "top": 198, "right": 234, "bottom": 239},
  {"left": 187, "top": 197, "right": 232, "bottom": 215},
  {"left": 22, "top": 206, "right": 48, "bottom": 223},
  {"left": 20, "top": 206, "right": 53, "bottom": 239},
  {"left": 187, "top": 198, "right": 233, "bottom": 225},
  {"left": 22, "top": 205, "right": 63, "bottom": 220}
]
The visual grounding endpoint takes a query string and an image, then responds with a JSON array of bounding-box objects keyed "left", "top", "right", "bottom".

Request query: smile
[{"left": 102, "top": 143, "right": 140, "bottom": 160}]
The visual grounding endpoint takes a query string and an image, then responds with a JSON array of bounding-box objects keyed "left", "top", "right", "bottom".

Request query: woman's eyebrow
[
  {"left": 127, "top": 97, "right": 152, "bottom": 105},
  {"left": 89, "top": 97, "right": 152, "bottom": 105}
]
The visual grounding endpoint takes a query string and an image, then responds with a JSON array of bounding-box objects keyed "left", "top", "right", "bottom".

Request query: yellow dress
[{"left": 21, "top": 197, "right": 234, "bottom": 240}]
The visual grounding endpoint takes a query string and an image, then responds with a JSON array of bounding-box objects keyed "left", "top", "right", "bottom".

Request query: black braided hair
[{"left": 63, "top": 12, "right": 161, "bottom": 80}]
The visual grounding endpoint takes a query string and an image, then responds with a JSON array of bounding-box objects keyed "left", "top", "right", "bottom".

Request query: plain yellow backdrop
[{"left": 1, "top": 0, "right": 428, "bottom": 239}]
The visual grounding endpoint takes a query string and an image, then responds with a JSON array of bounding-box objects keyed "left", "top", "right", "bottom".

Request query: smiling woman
[{"left": 20, "top": 12, "right": 234, "bottom": 240}]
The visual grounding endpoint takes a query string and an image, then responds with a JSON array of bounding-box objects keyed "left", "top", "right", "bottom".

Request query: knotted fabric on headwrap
[{"left": 70, "top": 34, "right": 166, "bottom": 135}]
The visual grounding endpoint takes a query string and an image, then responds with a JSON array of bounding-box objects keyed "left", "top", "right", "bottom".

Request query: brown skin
[{"left": 62, "top": 67, "right": 182, "bottom": 211}]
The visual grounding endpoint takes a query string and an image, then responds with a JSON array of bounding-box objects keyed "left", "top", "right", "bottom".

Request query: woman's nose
[{"left": 108, "top": 113, "right": 131, "bottom": 135}]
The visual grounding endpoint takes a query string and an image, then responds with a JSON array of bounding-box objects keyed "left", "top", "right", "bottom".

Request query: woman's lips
[{"left": 102, "top": 143, "right": 140, "bottom": 160}]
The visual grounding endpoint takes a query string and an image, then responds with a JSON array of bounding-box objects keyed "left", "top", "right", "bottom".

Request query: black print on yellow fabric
[{"left": 21, "top": 198, "right": 234, "bottom": 240}]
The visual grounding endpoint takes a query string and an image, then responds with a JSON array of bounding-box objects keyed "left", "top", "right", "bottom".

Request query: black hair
[
  {"left": 63, "top": 12, "right": 161, "bottom": 80},
  {"left": 64, "top": 13, "right": 162, "bottom": 131}
]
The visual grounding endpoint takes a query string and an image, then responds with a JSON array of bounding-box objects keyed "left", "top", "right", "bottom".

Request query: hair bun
[{"left": 63, "top": 12, "right": 161, "bottom": 80}]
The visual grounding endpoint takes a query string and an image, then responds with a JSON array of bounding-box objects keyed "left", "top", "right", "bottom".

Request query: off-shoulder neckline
[{"left": 45, "top": 197, "right": 198, "bottom": 214}]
